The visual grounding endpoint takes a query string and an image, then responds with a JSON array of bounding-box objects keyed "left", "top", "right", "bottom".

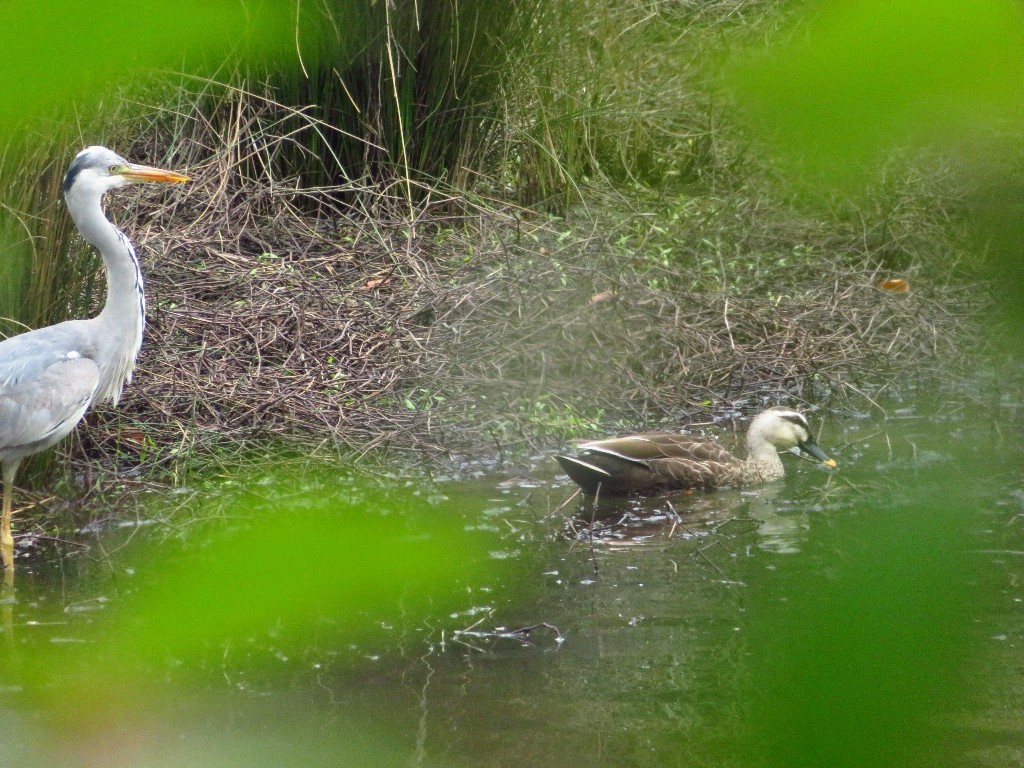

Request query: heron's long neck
[{"left": 69, "top": 194, "right": 146, "bottom": 404}]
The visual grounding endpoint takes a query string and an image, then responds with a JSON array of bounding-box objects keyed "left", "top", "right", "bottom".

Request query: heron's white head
[{"left": 61, "top": 145, "right": 189, "bottom": 200}]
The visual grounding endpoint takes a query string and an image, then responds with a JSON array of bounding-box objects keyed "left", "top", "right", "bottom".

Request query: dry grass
[
  {"left": 51, "top": 87, "right": 983, "bottom": 482},
  {"left": 398, "top": 199, "right": 982, "bottom": 461},
  {"left": 67, "top": 88, "right": 447, "bottom": 477}
]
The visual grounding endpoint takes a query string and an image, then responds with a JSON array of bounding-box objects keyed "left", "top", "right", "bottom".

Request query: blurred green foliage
[
  {"left": 12, "top": 483, "right": 499, "bottom": 766},
  {"left": 111, "top": 499, "right": 489, "bottom": 666},
  {"left": 723, "top": 3, "right": 1023, "bottom": 765},
  {"left": 724, "top": 0, "right": 1024, "bottom": 189},
  {"left": 741, "top": 477, "right": 979, "bottom": 768},
  {"left": 0, "top": 0, "right": 296, "bottom": 129}
]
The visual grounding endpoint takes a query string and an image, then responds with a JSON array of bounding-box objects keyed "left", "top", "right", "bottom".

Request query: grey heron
[{"left": 0, "top": 146, "right": 188, "bottom": 570}]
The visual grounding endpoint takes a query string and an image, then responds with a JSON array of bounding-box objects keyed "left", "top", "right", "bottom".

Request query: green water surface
[{"left": 1, "top": 391, "right": 1022, "bottom": 767}]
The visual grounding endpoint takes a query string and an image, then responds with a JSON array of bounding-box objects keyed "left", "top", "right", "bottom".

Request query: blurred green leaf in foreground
[
  {"left": 740, "top": 471, "right": 982, "bottom": 768},
  {"left": 723, "top": 0, "right": 1024, "bottom": 189},
  {"left": 0, "top": 0, "right": 297, "bottom": 130},
  {"left": 12, "top": 483, "right": 499, "bottom": 767},
  {"left": 723, "top": 3, "right": 1022, "bottom": 766}
]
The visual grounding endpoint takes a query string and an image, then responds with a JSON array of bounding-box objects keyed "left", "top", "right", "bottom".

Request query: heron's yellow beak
[{"left": 119, "top": 163, "right": 189, "bottom": 184}]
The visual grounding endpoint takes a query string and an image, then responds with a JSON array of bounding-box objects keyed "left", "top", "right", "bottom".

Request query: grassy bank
[
  {"left": 60, "top": 94, "right": 981, "bottom": 485},
  {"left": 0, "top": 1, "right": 989, "bottom": 488}
]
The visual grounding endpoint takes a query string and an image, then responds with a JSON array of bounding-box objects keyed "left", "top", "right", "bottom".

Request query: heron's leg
[{"left": 1, "top": 461, "right": 17, "bottom": 570}]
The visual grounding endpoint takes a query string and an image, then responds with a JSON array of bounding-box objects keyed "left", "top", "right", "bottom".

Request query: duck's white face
[
  {"left": 749, "top": 407, "right": 836, "bottom": 467},
  {"left": 751, "top": 408, "right": 811, "bottom": 450}
]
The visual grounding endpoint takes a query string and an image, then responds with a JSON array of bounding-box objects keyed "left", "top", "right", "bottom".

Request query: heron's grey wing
[{"left": 0, "top": 347, "right": 100, "bottom": 457}]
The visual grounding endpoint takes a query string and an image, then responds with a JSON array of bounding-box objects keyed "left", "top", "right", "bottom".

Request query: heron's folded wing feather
[{"left": 0, "top": 353, "right": 99, "bottom": 453}]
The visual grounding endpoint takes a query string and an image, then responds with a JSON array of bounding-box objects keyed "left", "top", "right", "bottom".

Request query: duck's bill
[
  {"left": 798, "top": 439, "right": 837, "bottom": 469},
  {"left": 121, "top": 163, "right": 190, "bottom": 184}
]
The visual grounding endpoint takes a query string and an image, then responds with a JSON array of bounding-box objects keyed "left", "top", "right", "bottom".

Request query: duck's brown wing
[
  {"left": 559, "top": 433, "right": 740, "bottom": 495},
  {"left": 578, "top": 433, "right": 737, "bottom": 464},
  {"left": 645, "top": 455, "right": 743, "bottom": 490}
]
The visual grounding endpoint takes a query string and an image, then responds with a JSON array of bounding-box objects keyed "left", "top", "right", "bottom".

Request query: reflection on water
[
  {"left": 1, "top": 398, "right": 1023, "bottom": 766},
  {"left": 751, "top": 490, "right": 808, "bottom": 554},
  {"left": 559, "top": 479, "right": 813, "bottom": 555}
]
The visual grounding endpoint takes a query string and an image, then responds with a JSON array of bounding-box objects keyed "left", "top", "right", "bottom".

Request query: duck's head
[{"left": 748, "top": 407, "right": 837, "bottom": 468}]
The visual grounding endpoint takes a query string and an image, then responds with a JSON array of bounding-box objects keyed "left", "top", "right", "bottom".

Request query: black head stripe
[
  {"left": 61, "top": 154, "right": 88, "bottom": 194},
  {"left": 777, "top": 411, "right": 810, "bottom": 430}
]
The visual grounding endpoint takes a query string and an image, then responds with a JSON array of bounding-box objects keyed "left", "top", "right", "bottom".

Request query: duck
[{"left": 555, "top": 406, "right": 836, "bottom": 496}]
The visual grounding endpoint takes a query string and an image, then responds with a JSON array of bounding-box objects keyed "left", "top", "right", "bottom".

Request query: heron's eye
[{"left": 108, "top": 165, "right": 119, "bottom": 174}]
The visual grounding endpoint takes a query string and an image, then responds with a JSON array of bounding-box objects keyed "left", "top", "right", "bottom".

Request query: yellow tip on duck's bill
[
  {"left": 798, "top": 439, "right": 836, "bottom": 469},
  {"left": 121, "top": 163, "right": 189, "bottom": 184}
]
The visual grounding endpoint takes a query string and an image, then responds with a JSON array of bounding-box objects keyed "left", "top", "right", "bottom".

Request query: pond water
[{"left": 2, "top": 387, "right": 1024, "bottom": 767}]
